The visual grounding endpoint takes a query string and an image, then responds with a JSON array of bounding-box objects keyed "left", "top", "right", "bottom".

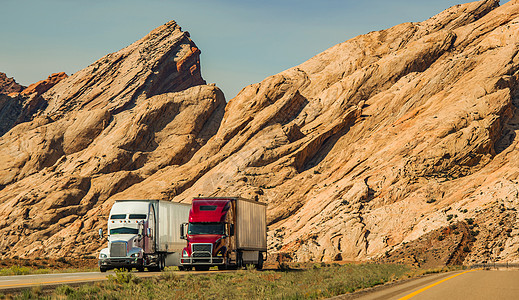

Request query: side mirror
[
  {"left": 229, "top": 224, "right": 235, "bottom": 237},
  {"left": 138, "top": 224, "right": 143, "bottom": 237},
  {"left": 180, "top": 223, "right": 187, "bottom": 240},
  {"left": 99, "top": 228, "right": 104, "bottom": 239}
]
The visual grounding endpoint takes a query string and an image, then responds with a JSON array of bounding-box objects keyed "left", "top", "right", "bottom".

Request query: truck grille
[
  {"left": 110, "top": 242, "right": 127, "bottom": 257},
  {"left": 192, "top": 244, "right": 212, "bottom": 257}
]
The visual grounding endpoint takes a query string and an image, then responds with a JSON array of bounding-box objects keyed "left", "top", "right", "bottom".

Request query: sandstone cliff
[
  {"left": 0, "top": 0, "right": 518, "bottom": 266},
  {"left": 115, "top": 0, "right": 519, "bottom": 265}
]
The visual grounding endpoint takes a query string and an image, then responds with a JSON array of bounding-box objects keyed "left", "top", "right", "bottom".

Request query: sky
[{"left": 0, "top": 0, "right": 511, "bottom": 100}]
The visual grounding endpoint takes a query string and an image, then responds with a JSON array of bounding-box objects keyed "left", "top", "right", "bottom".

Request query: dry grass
[{"left": 1, "top": 263, "right": 462, "bottom": 299}]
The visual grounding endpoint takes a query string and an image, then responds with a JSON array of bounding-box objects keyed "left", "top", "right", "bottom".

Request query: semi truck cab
[
  {"left": 98, "top": 201, "right": 154, "bottom": 272},
  {"left": 98, "top": 200, "right": 190, "bottom": 272},
  {"left": 180, "top": 197, "right": 266, "bottom": 271}
]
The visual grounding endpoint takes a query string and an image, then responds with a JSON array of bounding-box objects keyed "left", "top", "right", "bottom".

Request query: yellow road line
[{"left": 398, "top": 269, "right": 478, "bottom": 300}]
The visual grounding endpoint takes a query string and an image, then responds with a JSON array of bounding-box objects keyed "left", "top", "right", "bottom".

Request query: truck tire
[
  {"left": 160, "top": 254, "right": 165, "bottom": 271},
  {"left": 255, "top": 252, "right": 264, "bottom": 270},
  {"left": 236, "top": 251, "right": 243, "bottom": 269},
  {"left": 195, "top": 266, "right": 210, "bottom": 271},
  {"left": 100, "top": 267, "right": 107, "bottom": 273}
]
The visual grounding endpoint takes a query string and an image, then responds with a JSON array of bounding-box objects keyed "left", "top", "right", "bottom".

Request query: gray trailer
[{"left": 235, "top": 198, "right": 267, "bottom": 264}]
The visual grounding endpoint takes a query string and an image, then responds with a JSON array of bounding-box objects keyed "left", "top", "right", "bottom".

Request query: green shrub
[{"left": 107, "top": 269, "right": 139, "bottom": 285}]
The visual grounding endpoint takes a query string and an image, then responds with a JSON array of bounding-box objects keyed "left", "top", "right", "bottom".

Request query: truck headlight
[
  {"left": 100, "top": 253, "right": 107, "bottom": 259},
  {"left": 130, "top": 253, "right": 139, "bottom": 258},
  {"left": 182, "top": 250, "right": 189, "bottom": 257}
]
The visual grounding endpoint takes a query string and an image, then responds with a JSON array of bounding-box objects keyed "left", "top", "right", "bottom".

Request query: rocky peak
[
  {"left": 42, "top": 20, "right": 206, "bottom": 118},
  {"left": 0, "top": 72, "right": 25, "bottom": 95},
  {"left": 20, "top": 72, "right": 68, "bottom": 97},
  {"left": 0, "top": 72, "right": 68, "bottom": 137}
]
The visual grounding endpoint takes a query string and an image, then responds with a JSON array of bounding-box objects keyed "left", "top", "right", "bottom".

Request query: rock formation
[
  {"left": 116, "top": 0, "right": 519, "bottom": 265},
  {"left": 0, "top": 72, "right": 68, "bottom": 136},
  {"left": 0, "top": 21, "right": 222, "bottom": 258},
  {"left": 0, "top": 73, "right": 25, "bottom": 95},
  {"left": 0, "top": 0, "right": 518, "bottom": 266}
]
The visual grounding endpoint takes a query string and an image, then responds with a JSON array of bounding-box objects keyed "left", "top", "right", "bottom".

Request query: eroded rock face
[
  {"left": 115, "top": 0, "right": 519, "bottom": 265},
  {"left": 1, "top": 1, "right": 519, "bottom": 266}
]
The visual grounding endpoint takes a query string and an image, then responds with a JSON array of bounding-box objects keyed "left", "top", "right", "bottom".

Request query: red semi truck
[{"left": 180, "top": 197, "right": 267, "bottom": 271}]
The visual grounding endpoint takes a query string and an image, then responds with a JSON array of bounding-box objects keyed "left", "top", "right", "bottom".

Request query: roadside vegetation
[
  {"left": 0, "top": 257, "right": 98, "bottom": 276},
  {"left": 0, "top": 263, "right": 465, "bottom": 300},
  {"left": 0, "top": 265, "right": 98, "bottom": 276}
]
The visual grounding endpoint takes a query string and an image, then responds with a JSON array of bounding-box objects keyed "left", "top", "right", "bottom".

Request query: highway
[
  {"left": 0, "top": 269, "right": 232, "bottom": 293},
  {"left": 340, "top": 269, "right": 519, "bottom": 300}
]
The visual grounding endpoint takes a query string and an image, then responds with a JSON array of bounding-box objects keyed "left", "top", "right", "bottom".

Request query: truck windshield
[
  {"left": 188, "top": 223, "right": 224, "bottom": 235},
  {"left": 110, "top": 227, "right": 139, "bottom": 235},
  {"left": 128, "top": 214, "right": 147, "bottom": 219},
  {"left": 110, "top": 214, "right": 126, "bottom": 219}
]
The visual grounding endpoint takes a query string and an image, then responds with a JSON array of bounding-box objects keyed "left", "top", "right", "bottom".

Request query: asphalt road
[
  {"left": 340, "top": 269, "right": 519, "bottom": 300},
  {"left": 0, "top": 269, "right": 233, "bottom": 293}
]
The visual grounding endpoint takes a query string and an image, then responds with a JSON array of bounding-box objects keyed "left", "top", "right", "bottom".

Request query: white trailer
[{"left": 98, "top": 200, "right": 190, "bottom": 272}]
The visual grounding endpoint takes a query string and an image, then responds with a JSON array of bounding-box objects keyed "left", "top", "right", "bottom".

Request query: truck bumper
[
  {"left": 99, "top": 258, "right": 144, "bottom": 269},
  {"left": 181, "top": 257, "right": 224, "bottom": 265}
]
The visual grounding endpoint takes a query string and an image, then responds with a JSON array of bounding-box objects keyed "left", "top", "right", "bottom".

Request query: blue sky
[{"left": 0, "top": 0, "right": 511, "bottom": 100}]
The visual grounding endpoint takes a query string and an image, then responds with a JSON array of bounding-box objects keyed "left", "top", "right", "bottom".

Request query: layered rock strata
[
  {"left": 117, "top": 0, "right": 519, "bottom": 265},
  {"left": 1, "top": 1, "right": 519, "bottom": 266}
]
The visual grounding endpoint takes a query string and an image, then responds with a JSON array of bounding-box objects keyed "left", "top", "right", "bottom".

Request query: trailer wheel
[
  {"left": 255, "top": 252, "right": 264, "bottom": 270},
  {"left": 159, "top": 254, "right": 165, "bottom": 271}
]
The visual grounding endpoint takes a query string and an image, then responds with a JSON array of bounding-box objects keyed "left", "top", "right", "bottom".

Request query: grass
[
  {"left": 0, "top": 265, "right": 98, "bottom": 276},
  {"left": 0, "top": 264, "right": 466, "bottom": 299},
  {"left": 0, "top": 263, "right": 420, "bottom": 299}
]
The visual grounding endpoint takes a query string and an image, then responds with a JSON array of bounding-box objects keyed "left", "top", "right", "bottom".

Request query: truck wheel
[
  {"left": 100, "top": 267, "right": 107, "bottom": 273},
  {"left": 137, "top": 267, "right": 145, "bottom": 272},
  {"left": 255, "top": 253, "right": 264, "bottom": 270},
  {"left": 160, "top": 255, "right": 165, "bottom": 271},
  {"left": 236, "top": 251, "right": 243, "bottom": 269},
  {"left": 195, "top": 266, "right": 210, "bottom": 271}
]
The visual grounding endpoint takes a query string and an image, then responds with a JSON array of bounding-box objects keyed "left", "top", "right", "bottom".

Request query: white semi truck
[{"left": 98, "top": 200, "right": 190, "bottom": 272}]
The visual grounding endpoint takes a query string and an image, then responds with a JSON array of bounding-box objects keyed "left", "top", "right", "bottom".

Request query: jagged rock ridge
[{"left": 0, "top": 72, "right": 25, "bottom": 95}]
